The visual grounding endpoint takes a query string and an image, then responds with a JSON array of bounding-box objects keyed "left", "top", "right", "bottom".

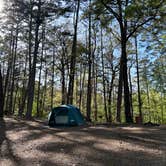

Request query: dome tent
[{"left": 48, "top": 105, "right": 85, "bottom": 126}]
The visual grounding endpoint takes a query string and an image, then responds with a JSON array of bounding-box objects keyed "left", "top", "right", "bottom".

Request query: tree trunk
[
  {"left": 101, "top": 28, "right": 108, "bottom": 122},
  {"left": 120, "top": 3, "right": 133, "bottom": 122},
  {"left": 13, "top": 83, "right": 19, "bottom": 114},
  {"left": 28, "top": 0, "right": 33, "bottom": 72},
  {"left": 93, "top": 59, "right": 98, "bottom": 122},
  {"left": 116, "top": 58, "right": 123, "bottom": 122},
  {"left": 61, "top": 64, "right": 66, "bottom": 104},
  {"left": 67, "top": 0, "right": 80, "bottom": 104},
  {"left": 61, "top": 40, "right": 67, "bottom": 104},
  {"left": 9, "top": 25, "right": 18, "bottom": 115},
  {"left": 18, "top": 3, "right": 33, "bottom": 116},
  {"left": 51, "top": 47, "right": 55, "bottom": 109},
  {"left": 128, "top": 66, "right": 134, "bottom": 119},
  {"left": 160, "top": 94, "right": 164, "bottom": 124},
  {"left": 0, "top": 67, "right": 4, "bottom": 117},
  {"left": 37, "top": 24, "right": 45, "bottom": 117},
  {"left": 75, "top": 73, "right": 79, "bottom": 105},
  {"left": 41, "top": 63, "right": 48, "bottom": 114},
  {"left": 86, "top": 0, "right": 92, "bottom": 122},
  {"left": 79, "top": 63, "right": 86, "bottom": 110},
  {"left": 18, "top": 53, "right": 28, "bottom": 117},
  {"left": 4, "top": 29, "right": 14, "bottom": 115},
  {"left": 122, "top": 39, "right": 133, "bottom": 123},
  {"left": 108, "top": 69, "right": 115, "bottom": 123},
  {"left": 36, "top": 57, "right": 42, "bottom": 117},
  {"left": 26, "top": 0, "right": 41, "bottom": 119},
  {"left": 92, "top": 25, "right": 97, "bottom": 121},
  {"left": 78, "top": 63, "right": 83, "bottom": 109},
  {"left": 116, "top": 0, "right": 133, "bottom": 123},
  {"left": 36, "top": 47, "right": 43, "bottom": 116},
  {"left": 135, "top": 35, "right": 143, "bottom": 123},
  {"left": 146, "top": 78, "right": 151, "bottom": 122}
]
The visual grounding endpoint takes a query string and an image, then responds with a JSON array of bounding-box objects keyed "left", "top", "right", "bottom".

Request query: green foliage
[
  {"left": 1, "top": 0, "right": 165, "bottom": 124},
  {"left": 132, "top": 89, "right": 166, "bottom": 124},
  {"left": 125, "top": 4, "right": 143, "bottom": 19},
  {"left": 32, "top": 102, "right": 37, "bottom": 117}
]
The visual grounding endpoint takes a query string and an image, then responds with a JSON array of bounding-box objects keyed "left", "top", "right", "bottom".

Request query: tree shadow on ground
[
  {"left": 36, "top": 132, "right": 165, "bottom": 166},
  {"left": 4, "top": 118, "right": 166, "bottom": 151},
  {"left": 0, "top": 117, "right": 21, "bottom": 165},
  {"left": 4, "top": 118, "right": 166, "bottom": 143},
  {"left": 0, "top": 118, "right": 6, "bottom": 148},
  {"left": 2, "top": 117, "right": 166, "bottom": 166}
]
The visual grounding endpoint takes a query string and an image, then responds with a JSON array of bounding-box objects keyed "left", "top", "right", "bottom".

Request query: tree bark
[
  {"left": 101, "top": 26, "right": 108, "bottom": 122},
  {"left": 18, "top": 52, "right": 28, "bottom": 117},
  {"left": 117, "top": 0, "right": 133, "bottom": 123},
  {"left": 79, "top": 63, "right": 86, "bottom": 110},
  {"left": 86, "top": 0, "right": 92, "bottom": 122},
  {"left": 9, "top": 25, "right": 18, "bottom": 115},
  {"left": 18, "top": 2, "right": 33, "bottom": 116},
  {"left": 146, "top": 76, "right": 151, "bottom": 122},
  {"left": 0, "top": 67, "right": 4, "bottom": 117},
  {"left": 128, "top": 66, "right": 134, "bottom": 119},
  {"left": 13, "top": 83, "right": 19, "bottom": 114},
  {"left": 28, "top": 0, "right": 33, "bottom": 72},
  {"left": 41, "top": 64, "right": 48, "bottom": 115},
  {"left": 116, "top": 58, "right": 123, "bottom": 122},
  {"left": 108, "top": 69, "right": 116, "bottom": 123},
  {"left": 135, "top": 35, "right": 143, "bottom": 123},
  {"left": 60, "top": 39, "right": 67, "bottom": 104},
  {"left": 122, "top": 38, "right": 133, "bottom": 123},
  {"left": 51, "top": 47, "right": 55, "bottom": 109},
  {"left": 4, "top": 29, "right": 14, "bottom": 115},
  {"left": 26, "top": 0, "right": 41, "bottom": 119},
  {"left": 67, "top": 0, "right": 80, "bottom": 104},
  {"left": 160, "top": 94, "right": 164, "bottom": 124},
  {"left": 93, "top": 58, "right": 98, "bottom": 122},
  {"left": 37, "top": 24, "right": 45, "bottom": 117}
]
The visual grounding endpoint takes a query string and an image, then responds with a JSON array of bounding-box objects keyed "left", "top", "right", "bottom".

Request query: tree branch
[
  {"left": 127, "top": 16, "right": 156, "bottom": 40},
  {"left": 127, "top": 0, "right": 164, "bottom": 40},
  {"left": 101, "top": 0, "right": 121, "bottom": 23}
]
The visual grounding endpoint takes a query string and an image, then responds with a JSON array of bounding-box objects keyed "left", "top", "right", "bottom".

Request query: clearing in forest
[{"left": 0, "top": 117, "right": 166, "bottom": 166}]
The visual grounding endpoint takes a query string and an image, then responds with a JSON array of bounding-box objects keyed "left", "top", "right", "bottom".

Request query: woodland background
[{"left": 0, "top": 0, "right": 165, "bottom": 124}]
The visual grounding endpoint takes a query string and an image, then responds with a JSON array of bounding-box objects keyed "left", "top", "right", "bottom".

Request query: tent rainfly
[{"left": 48, "top": 105, "right": 85, "bottom": 126}]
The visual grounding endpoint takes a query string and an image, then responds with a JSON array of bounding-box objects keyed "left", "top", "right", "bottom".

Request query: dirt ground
[{"left": 0, "top": 117, "right": 166, "bottom": 166}]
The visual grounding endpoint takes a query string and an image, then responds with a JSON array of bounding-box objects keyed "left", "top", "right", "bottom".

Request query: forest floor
[{"left": 0, "top": 117, "right": 166, "bottom": 166}]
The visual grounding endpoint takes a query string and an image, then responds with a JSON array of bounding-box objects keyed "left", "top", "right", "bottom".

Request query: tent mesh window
[{"left": 55, "top": 108, "right": 68, "bottom": 124}]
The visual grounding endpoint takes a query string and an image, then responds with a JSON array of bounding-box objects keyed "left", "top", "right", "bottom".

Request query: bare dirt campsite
[
  {"left": 0, "top": 0, "right": 165, "bottom": 165},
  {"left": 0, "top": 117, "right": 166, "bottom": 166}
]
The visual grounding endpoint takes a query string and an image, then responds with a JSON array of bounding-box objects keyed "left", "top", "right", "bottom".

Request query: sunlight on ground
[
  {"left": 0, "top": 0, "right": 4, "bottom": 12},
  {"left": 1, "top": 118, "right": 165, "bottom": 166}
]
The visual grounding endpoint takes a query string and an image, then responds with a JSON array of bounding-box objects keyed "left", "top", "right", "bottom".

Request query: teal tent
[{"left": 48, "top": 105, "right": 85, "bottom": 126}]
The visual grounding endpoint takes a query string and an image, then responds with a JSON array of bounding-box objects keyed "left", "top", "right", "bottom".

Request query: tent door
[
  {"left": 54, "top": 108, "right": 69, "bottom": 124},
  {"left": 55, "top": 116, "right": 68, "bottom": 124}
]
